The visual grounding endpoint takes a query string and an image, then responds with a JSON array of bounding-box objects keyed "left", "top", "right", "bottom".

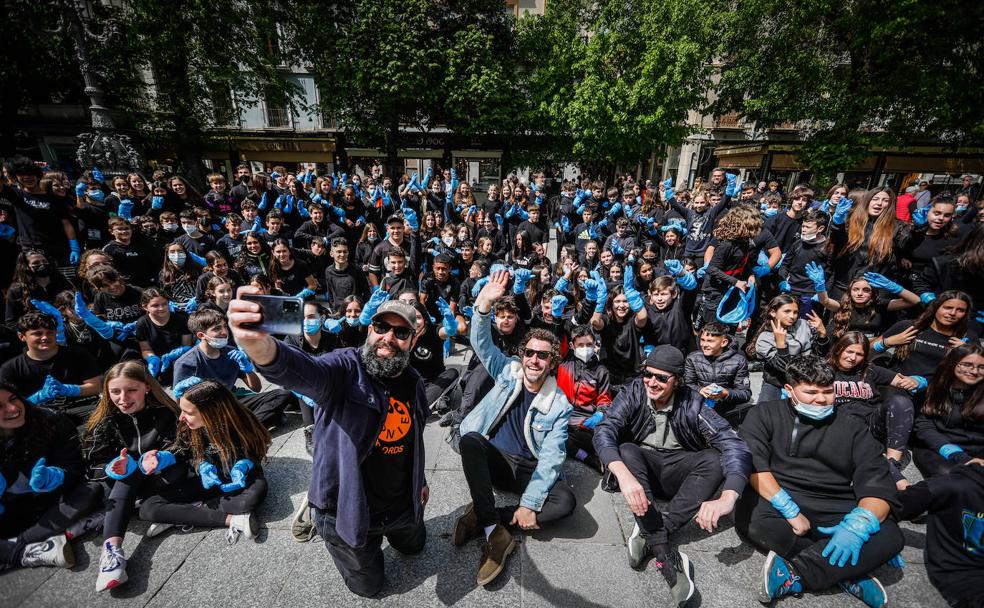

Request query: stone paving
[{"left": 1, "top": 354, "right": 947, "bottom": 608}]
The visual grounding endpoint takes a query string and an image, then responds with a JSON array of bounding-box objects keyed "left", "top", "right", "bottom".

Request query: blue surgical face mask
[
  {"left": 790, "top": 392, "right": 834, "bottom": 420},
  {"left": 303, "top": 318, "right": 322, "bottom": 335},
  {"left": 88, "top": 189, "right": 106, "bottom": 202},
  {"left": 345, "top": 316, "right": 360, "bottom": 326},
  {"left": 763, "top": 208, "right": 779, "bottom": 218}
]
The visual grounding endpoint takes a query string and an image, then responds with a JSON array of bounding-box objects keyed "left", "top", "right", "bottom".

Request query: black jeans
[
  {"left": 238, "top": 388, "right": 295, "bottom": 428},
  {"left": 138, "top": 466, "right": 268, "bottom": 528},
  {"left": 871, "top": 387, "right": 915, "bottom": 451},
  {"left": 566, "top": 426, "right": 596, "bottom": 457},
  {"left": 459, "top": 431, "right": 576, "bottom": 528},
  {"left": 617, "top": 443, "right": 724, "bottom": 544},
  {"left": 0, "top": 481, "right": 103, "bottom": 566},
  {"left": 734, "top": 491, "right": 904, "bottom": 591},
  {"left": 312, "top": 507, "right": 426, "bottom": 597}
]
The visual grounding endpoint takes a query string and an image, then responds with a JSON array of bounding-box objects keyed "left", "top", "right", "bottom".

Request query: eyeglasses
[
  {"left": 370, "top": 319, "right": 412, "bottom": 340},
  {"left": 523, "top": 348, "right": 551, "bottom": 361},
  {"left": 957, "top": 361, "right": 984, "bottom": 374},
  {"left": 641, "top": 370, "right": 674, "bottom": 384}
]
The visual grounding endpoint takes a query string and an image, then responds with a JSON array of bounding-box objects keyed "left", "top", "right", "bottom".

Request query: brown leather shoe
[
  {"left": 476, "top": 524, "right": 516, "bottom": 586},
  {"left": 452, "top": 503, "right": 480, "bottom": 546}
]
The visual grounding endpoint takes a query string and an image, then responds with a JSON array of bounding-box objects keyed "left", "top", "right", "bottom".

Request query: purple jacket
[{"left": 256, "top": 342, "right": 428, "bottom": 548}]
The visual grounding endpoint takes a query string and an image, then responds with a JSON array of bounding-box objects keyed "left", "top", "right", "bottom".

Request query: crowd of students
[{"left": 0, "top": 155, "right": 982, "bottom": 607}]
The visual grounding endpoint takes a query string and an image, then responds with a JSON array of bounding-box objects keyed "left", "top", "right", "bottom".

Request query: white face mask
[
  {"left": 182, "top": 223, "right": 198, "bottom": 235},
  {"left": 206, "top": 336, "right": 228, "bottom": 349},
  {"left": 168, "top": 252, "right": 187, "bottom": 266},
  {"left": 789, "top": 391, "right": 834, "bottom": 420},
  {"left": 442, "top": 236, "right": 455, "bottom": 247},
  {"left": 800, "top": 230, "right": 818, "bottom": 243},
  {"left": 573, "top": 346, "right": 596, "bottom": 363},
  {"left": 162, "top": 222, "right": 178, "bottom": 231}
]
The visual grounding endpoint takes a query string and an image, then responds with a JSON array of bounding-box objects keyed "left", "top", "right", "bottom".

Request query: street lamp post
[{"left": 60, "top": 0, "right": 142, "bottom": 175}]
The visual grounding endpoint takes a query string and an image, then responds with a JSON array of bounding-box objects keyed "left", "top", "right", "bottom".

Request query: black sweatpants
[
  {"left": 871, "top": 387, "right": 916, "bottom": 451},
  {"left": 237, "top": 388, "right": 296, "bottom": 428},
  {"left": 424, "top": 368, "right": 461, "bottom": 412},
  {"left": 459, "top": 431, "right": 576, "bottom": 528},
  {"left": 312, "top": 507, "right": 426, "bottom": 598},
  {"left": 0, "top": 482, "right": 103, "bottom": 566},
  {"left": 734, "top": 491, "right": 904, "bottom": 591},
  {"left": 566, "top": 426, "right": 596, "bottom": 457},
  {"left": 138, "top": 467, "right": 268, "bottom": 528},
  {"left": 618, "top": 443, "right": 724, "bottom": 545}
]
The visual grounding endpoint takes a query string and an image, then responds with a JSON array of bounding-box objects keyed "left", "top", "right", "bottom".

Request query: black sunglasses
[
  {"left": 371, "top": 319, "right": 413, "bottom": 340},
  {"left": 523, "top": 348, "right": 551, "bottom": 361},
  {"left": 641, "top": 370, "right": 674, "bottom": 384}
]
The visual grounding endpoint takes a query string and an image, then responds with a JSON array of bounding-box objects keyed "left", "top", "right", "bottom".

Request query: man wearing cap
[
  {"left": 368, "top": 213, "right": 418, "bottom": 286},
  {"left": 592, "top": 344, "right": 753, "bottom": 607},
  {"left": 451, "top": 270, "right": 576, "bottom": 587},
  {"left": 227, "top": 287, "right": 429, "bottom": 598}
]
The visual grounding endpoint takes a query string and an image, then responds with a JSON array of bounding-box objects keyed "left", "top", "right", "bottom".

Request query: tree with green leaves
[{"left": 711, "top": 0, "right": 984, "bottom": 181}]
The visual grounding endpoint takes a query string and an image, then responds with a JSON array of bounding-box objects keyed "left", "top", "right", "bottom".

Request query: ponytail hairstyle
[
  {"left": 746, "top": 294, "right": 800, "bottom": 359},
  {"left": 895, "top": 290, "right": 973, "bottom": 361},
  {"left": 175, "top": 380, "right": 271, "bottom": 472},
  {"left": 841, "top": 186, "right": 898, "bottom": 264},
  {"left": 85, "top": 361, "right": 179, "bottom": 436},
  {"left": 921, "top": 343, "right": 984, "bottom": 422}
]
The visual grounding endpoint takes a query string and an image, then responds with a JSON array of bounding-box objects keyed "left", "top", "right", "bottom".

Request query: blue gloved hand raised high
[
  {"left": 664, "top": 259, "right": 684, "bottom": 277},
  {"left": 832, "top": 197, "right": 854, "bottom": 225},
  {"left": 30, "top": 299, "right": 65, "bottom": 345},
  {"left": 805, "top": 261, "right": 827, "bottom": 293},
  {"left": 512, "top": 268, "right": 533, "bottom": 295},
  {"left": 550, "top": 294, "right": 568, "bottom": 318},
  {"left": 911, "top": 206, "right": 929, "bottom": 227},
  {"left": 863, "top": 272, "right": 903, "bottom": 295},
  {"left": 591, "top": 270, "right": 608, "bottom": 314},
  {"left": 359, "top": 287, "right": 391, "bottom": 326},
  {"left": 322, "top": 317, "right": 344, "bottom": 334},
  {"left": 622, "top": 266, "right": 646, "bottom": 313},
  {"left": 580, "top": 278, "right": 599, "bottom": 302}
]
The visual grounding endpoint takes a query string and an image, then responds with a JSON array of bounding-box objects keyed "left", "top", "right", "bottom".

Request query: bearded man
[{"left": 228, "top": 288, "right": 429, "bottom": 598}]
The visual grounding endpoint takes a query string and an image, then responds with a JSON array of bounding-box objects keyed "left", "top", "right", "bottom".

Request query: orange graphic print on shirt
[{"left": 376, "top": 397, "right": 412, "bottom": 455}]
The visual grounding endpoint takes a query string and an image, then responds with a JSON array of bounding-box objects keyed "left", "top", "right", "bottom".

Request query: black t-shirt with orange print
[{"left": 362, "top": 373, "right": 416, "bottom": 519}]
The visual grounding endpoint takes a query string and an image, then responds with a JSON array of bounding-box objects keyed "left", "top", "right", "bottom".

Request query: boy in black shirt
[
  {"left": 379, "top": 249, "right": 418, "bottom": 296},
  {"left": 102, "top": 218, "right": 156, "bottom": 287},
  {"left": 419, "top": 255, "right": 462, "bottom": 331},
  {"left": 323, "top": 238, "right": 370, "bottom": 309},
  {"left": 88, "top": 266, "right": 144, "bottom": 324},
  {"left": 517, "top": 204, "right": 548, "bottom": 245},
  {"left": 174, "top": 209, "right": 216, "bottom": 257}
]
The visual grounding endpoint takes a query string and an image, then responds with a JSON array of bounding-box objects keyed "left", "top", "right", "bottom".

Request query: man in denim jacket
[{"left": 453, "top": 270, "right": 575, "bottom": 586}]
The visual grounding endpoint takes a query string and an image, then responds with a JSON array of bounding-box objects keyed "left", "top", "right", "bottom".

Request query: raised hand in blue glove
[
  {"left": 139, "top": 450, "right": 176, "bottom": 475},
  {"left": 610, "top": 241, "right": 625, "bottom": 256},
  {"left": 68, "top": 239, "right": 81, "bottom": 265},
  {"left": 274, "top": 195, "right": 284, "bottom": 211},
  {"left": 911, "top": 206, "right": 929, "bottom": 227},
  {"left": 198, "top": 461, "right": 222, "bottom": 490},
  {"left": 359, "top": 287, "right": 391, "bottom": 326},
  {"left": 228, "top": 348, "right": 254, "bottom": 373},
  {"left": 561, "top": 215, "right": 571, "bottom": 233},
  {"left": 74, "top": 182, "right": 87, "bottom": 198},
  {"left": 580, "top": 278, "right": 599, "bottom": 302},
  {"left": 725, "top": 173, "right": 738, "bottom": 197},
  {"left": 550, "top": 294, "right": 568, "bottom": 318},
  {"left": 283, "top": 195, "right": 294, "bottom": 214},
  {"left": 258, "top": 191, "right": 268, "bottom": 211},
  {"left": 322, "top": 317, "right": 344, "bottom": 334},
  {"left": 832, "top": 197, "right": 854, "bottom": 225},
  {"left": 29, "top": 457, "right": 65, "bottom": 492},
  {"left": 183, "top": 296, "right": 199, "bottom": 313},
  {"left": 779, "top": 280, "right": 791, "bottom": 293},
  {"left": 174, "top": 375, "right": 204, "bottom": 399},
  {"left": 664, "top": 259, "right": 684, "bottom": 277},
  {"left": 591, "top": 270, "right": 608, "bottom": 314},
  {"left": 471, "top": 276, "right": 490, "bottom": 298},
  {"left": 805, "top": 261, "right": 827, "bottom": 293},
  {"left": 221, "top": 459, "right": 254, "bottom": 493},
  {"left": 512, "top": 268, "right": 533, "bottom": 295},
  {"left": 92, "top": 167, "right": 105, "bottom": 184},
  {"left": 437, "top": 297, "right": 458, "bottom": 337},
  {"left": 147, "top": 355, "right": 162, "bottom": 377},
  {"left": 580, "top": 410, "right": 604, "bottom": 430},
  {"left": 818, "top": 507, "right": 880, "bottom": 568},
  {"left": 295, "top": 288, "right": 315, "bottom": 300},
  {"left": 662, "top": 178, "right": 673, "bottom": 201},
  {"left": 588, "top": 222, "right": 599, "bottom": 240},
  {"left": 623, "top": 265, "right": 645, "bottom": 313},
  {"left": 117, "top": 199, "right": 134, "bottom": 221},
  {"left": 403, "top": 207, "right": 419, "bottom": 231},
  {"left": 30, "top": 299, "right": 65, "bottom": 345},
  {"left": 160, "top": 345, "right": 192, "bottom": 372},
  {"left": 863, "top": 272, "right": 903, "bottom": 295}
]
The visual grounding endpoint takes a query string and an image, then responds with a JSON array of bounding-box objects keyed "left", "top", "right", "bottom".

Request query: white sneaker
[
  {"left": 65, "top": 512, "right": 105, "bottom": 540},
  {"left": 225, "top": 513, "right": 258, "bottom": 544},
  {"left": 95, "top": 542, "right": 127, "bottom": 591},
  {"left": 146, "top": 522, "right": 175, "bottom": 538},
  {"left": 627, "top": 523, "right": 647, "bottom": 569},
  {"left": 21, "top": 535, "right": 75, "bottom": 568}
]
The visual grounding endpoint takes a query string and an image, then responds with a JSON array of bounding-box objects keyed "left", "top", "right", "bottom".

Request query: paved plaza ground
[{"left": 1, "top": 347, "right": 948, "bottom": 608}]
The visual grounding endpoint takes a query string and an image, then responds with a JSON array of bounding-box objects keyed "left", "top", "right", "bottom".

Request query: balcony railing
[{"left": 263, "top": 107, "right": 292, "bottom": 129}]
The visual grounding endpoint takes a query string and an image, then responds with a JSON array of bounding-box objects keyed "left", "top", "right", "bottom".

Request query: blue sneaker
[
  {"left": 839, "top": 574, "right": 888, "bottom": 608},
  {"left": 760, "top": 551, "right": 802, "bottom": 603}
]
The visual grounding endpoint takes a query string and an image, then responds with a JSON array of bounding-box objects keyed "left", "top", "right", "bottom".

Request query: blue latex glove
[
  {"left": 696, "top": 262, "right": 709, "bottom": 279},
  {"left": 911, "top": 206, "right": 929, "bottom": 227},
  {"left": 139, "top": 450, "right": 176, "bottom": 475},
  {"left": 160, "top": 345, "right": 192, "bottom": 372},
  {"left": 151, "top": 195, "right": 164, "bottom": 210},
  {"left": 664, "top": 259, "right": 684, "bottom": 277},
  {"left": 26, "top": 376, "right": 62, "bottom": 405},
  {"left": 580, "top": 278, "right": 599, "bottom": 302},
  {"left": 322, "top": 317, "right": 344, "bottom": 334},
  {"left": 581, "top": 410, "right": 604, "bottom": 430},
  {"left": 752, "top": 250, "right": 772, "bottom": 278},
  {"left": 92, "top": 167, "right": 105, "bottom": 184},
  {"left": 725, "top": 173, "right": 738, "bottom": 197},
  {"left": 909, "top": 375, "right": 928, "bottom": 392},
  {"left": 887, "top": 553, "right": 905, "bottom": 569},
  {"left": 471, "top": 276, "right": 490, "bottom": 298},
  {"left": 592, "top": 270, "right": 608, "bottom": 314},
  {"left": 293, "top": 391, "right": 318, "bottom": 409},
  {"left": 920, "top": 292, "right": 937, "bottom": 305},
  {"left": 676, "top": 271, "right": 697, "bottom": 291},
  {"left": 284, "top": 195, "right": 295, "bottom": 214},
  {"left": 831, "top": 197, "right": 854, "bottom": 225},
  {"left": 74, "top": 182, "right": 87, "bottom": 198},
  {"left": 295, "top": 288, "right": 315, "bottom": 300},
  {"left": 274, "top": 195, "right": 284, "bottom": 210},
  {"left": 437, "top": 297, "right": 458, "bottom": 337},
  {"left": 30, "top": 299, "right": 65, "bottom": 345},
  {"left": 805, "top": 261, "right": 827, "bottom": 293},
  {"left": 198, "top": 461, "right": 222, "bottom": 490},
  {"left": 183, "top": 296, "right": 199, "bottom": 313},
  {"left": 258, "top": 192, "right": 268, "bottom": 211},
  {"left": 606, "top": 202, "right": 622, "bottom": 217},
  {"left": 517, "top": 207, "right": 529, "bottom": 221},
  {"left": 610, "top": 241, "right": 625, "bottom": 256},
  {"left": 359, "top": 287, "right": 391, "bottom": 325},
  {"left": 0, "top": 472, "right": 5, "bottom": 514},
  {"left": 779, "top": 280, "right": 791, "bottom": 293},
  {"left": 818, "top": 507, "right": 880, "bottom": 568},
  {"left": 662, "top": 177, "right": 674, "bottom": 201},
  {"left": 550, "top": 295, "right": 568, "bottom": 318},
  {"left": 554, "top": 276, "right": 571, "bottom": 294},
  {"left": 173, "top": 375, "right": 203, "bottom": 398},
  {"left": 495, "top": 213, "right": 504, "bottom": 228},
  {"left": 228, "top": 348, "right": 254, "bottom": 373},
  {"left": 46, "top": 376, "right": 81, "bottom": 398},
  {"left": 863, "top": 272, "right": 903, "bottom": 295},
  {"left": 117, "top": 200, "right": 134, "bottom": 221},
  {"left": 29, "top": 458, "right": 65, "bottom": 492},
  {"left": 403, "top": 207, "right": 419, "bottom": 231},
  {"left": 977, "top": 310, "right": 984, "bottom": 325},
  {"left": 561, "top": 216, "right": 571, "bottom": 233},
  {"left": 588, "top": 222, "right": 599, "bottom": 240},
  {"left": 769, "top": 489, "right": 801, "bottom": 519},
  {"left": 512, "top": 268, "right": 532, "bottom": 294},
  {"left": 147, "top": 355, "right": 162, "bottom": 377},
  {"left": 623, "top": 266, "right": 645, "bottom": 313},
  {"left": 939, "top": 443, "right": 965, "bottom": 460},
  {"left": 114, "top": 321, "right": 138, "bottom": 341},
  {"left": 0, "top": 223, "right": 14, "bottom": 240},
  {"left": 68, "top": 239, "right": 81, "bottom": 265},
  {"left": 271, "top": 171, "right": 281, "bottom": 181},
  {"left": 221, "top": 459, "right": 254, "bottom": 493},
  {"left": 421, "top": 168, "right": 432, "bottom": 189},
  {"left": 330, "top": 205, "right": 346, "bottom": 222}
]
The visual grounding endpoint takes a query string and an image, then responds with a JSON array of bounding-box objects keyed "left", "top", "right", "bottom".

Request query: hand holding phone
[{"left": 228, "top": 287, "right": 298, "bottom": 367}]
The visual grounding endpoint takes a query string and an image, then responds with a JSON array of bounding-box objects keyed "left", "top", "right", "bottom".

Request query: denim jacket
[{"left": 460, "top": 309, "right": 572, "bottom": 512}]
